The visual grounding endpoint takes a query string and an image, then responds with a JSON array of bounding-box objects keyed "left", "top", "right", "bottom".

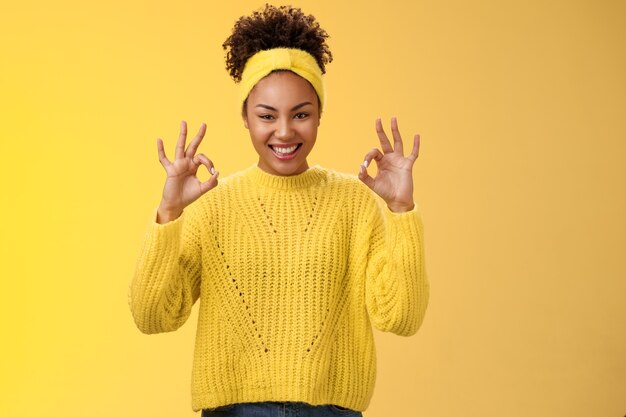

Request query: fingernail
[
  {"left": 210, "top": 167, "right": 215, "bottom": 175},
  {"left": 363, "top": 160, "right": 368, "bottom": 168}
]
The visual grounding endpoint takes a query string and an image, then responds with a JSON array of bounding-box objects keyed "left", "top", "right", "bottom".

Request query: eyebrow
[{"left": 254, "top": 102, "right": 313, "bottom": 112}]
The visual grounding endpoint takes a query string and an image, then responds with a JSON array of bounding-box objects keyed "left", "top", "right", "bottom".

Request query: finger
[
  {"left": 185, "top": 122, "right": 207, "bottom": 158},
  {"left": 359, "top": 148, "right": 383, "bottom": 190},
  {"left": 390, "top": 117, "right": 404, "bottom": 156},
  {"left": 376, "top": 118, "right": 394, "bottom": 154},
  {"left": 175, "top": 120, "right": 187, "bottom": 160},
  {"left": 193, "top": 153, "right": 216, "bottom": 176},
  {"left": 194, "top": 153, "right": 218, "bottom": 194},
  {"left": 408, "top": 133, "right": 420, "bottom": 162},
  {"left": 358, "top": 164, "right": 376, "bottom": 190},
  {"left": 362, "top": 147, "right": 384, "bottom": 169},
  {"left": 157, "top": 138, "right": 171, "bottom": 168}
]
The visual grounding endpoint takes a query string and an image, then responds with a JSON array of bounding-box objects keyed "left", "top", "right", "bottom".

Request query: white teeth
[{"left": 272, "top": 144, "right": 298, "bottom": 154}]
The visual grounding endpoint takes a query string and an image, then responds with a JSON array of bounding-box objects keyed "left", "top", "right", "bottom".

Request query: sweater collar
[{"left": 246, "top": 164, "right": 325, "bottom": 190}]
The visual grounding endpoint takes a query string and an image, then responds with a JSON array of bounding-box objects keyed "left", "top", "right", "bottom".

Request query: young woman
[{"left": 129, "top": 5, "right": 429, "bottom": 417}]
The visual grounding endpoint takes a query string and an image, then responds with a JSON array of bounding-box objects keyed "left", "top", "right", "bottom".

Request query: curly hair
[{"left": 222, "top": 4, "right": 333, "bottom": 83}]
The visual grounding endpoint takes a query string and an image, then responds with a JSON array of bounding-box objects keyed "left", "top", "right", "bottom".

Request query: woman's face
[{"left": 243, "top": 70, "right": 320, "bottom": 176}]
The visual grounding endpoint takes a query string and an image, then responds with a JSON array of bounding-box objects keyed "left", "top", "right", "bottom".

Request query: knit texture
[
  {"left": 239, "top": 48, "right": 325, "bottom": 110},
  {"left": 128, "top": 164, "right": 429, "bottom": 412}
]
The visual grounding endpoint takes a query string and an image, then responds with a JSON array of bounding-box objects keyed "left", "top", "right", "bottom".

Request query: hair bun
[{"left": 223, "top": 4, "right": 333, "bottom": 83}]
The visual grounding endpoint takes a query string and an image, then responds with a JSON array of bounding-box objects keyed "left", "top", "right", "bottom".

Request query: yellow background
[{"left": 1, "top": 0, "right": 624, "bottom": 416}]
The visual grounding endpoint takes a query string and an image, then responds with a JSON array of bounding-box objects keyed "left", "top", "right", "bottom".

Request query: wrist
[
  {"left": 157, "top": 202, "right": 183, "bottom": 224},
  {"left": 387, "top": 202, "right": 415, "bottom": 213}
]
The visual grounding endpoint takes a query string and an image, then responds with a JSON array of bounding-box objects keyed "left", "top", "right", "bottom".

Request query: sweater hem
[{"left": 191, "top": 386, "right": 369, "bottom": 413}]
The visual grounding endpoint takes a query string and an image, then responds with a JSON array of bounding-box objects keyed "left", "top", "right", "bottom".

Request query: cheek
[
  {"left": 306, "top": 122, "right": 319, "bottom": 139},
  {"left": 249, "top": 125, "right": 270, "bottom": 144}
]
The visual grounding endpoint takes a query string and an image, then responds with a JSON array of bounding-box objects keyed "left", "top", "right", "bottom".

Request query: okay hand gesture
[
  {"left": 156, "top": 121, "right": 219, "bottom": 223},
  {"left": 358, "top": 117, "right": 421, "bottom": 213}
]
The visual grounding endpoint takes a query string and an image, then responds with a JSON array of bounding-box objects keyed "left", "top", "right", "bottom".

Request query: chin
[{"left": 261, "top": 159, "right": 306, "bottom": 176}]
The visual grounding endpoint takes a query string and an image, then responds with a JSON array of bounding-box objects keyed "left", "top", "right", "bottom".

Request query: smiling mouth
[{"left": 269, "top": 143, "right": 302, "bottom": 158}]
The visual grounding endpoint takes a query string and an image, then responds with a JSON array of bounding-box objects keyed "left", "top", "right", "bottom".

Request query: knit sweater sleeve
[
  {"left": 360, "top": 195, "right": 429, "bottom": 337},
  {"left": 128, "top": 203, "right": 203, "bottom": 334}
]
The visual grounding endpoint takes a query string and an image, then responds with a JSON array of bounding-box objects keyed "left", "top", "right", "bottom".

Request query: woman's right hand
[{"left": 156, "top": 120, "right": 219, "bottom": 223}]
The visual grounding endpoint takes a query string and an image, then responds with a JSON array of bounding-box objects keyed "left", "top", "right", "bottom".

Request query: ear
[
  {"left": 316, "top": 96, "right": 323, "bottom": 125},
  {"left": 242, "top": 101, "right": 249, "bottom": 129}
]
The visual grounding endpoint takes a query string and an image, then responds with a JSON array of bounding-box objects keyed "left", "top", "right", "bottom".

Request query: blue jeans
[{"left": 201, "top": 401, "right": 363, "bottom": 417}]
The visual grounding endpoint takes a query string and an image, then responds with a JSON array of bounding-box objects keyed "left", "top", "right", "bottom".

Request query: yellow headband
[{"left": 239, "top": 47, "right": 325, "bottom": 111}]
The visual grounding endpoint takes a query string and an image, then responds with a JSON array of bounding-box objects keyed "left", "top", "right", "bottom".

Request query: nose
[{"left": 275, "top": 118, "right": 294, "bottom": 141}]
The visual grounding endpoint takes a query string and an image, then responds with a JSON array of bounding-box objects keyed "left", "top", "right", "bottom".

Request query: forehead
[{"left": 247, "top": 71, "right": 318, "bottom": 106}]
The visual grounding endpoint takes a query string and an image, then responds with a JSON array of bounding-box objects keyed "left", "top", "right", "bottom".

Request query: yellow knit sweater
[{"left": 128, "top": 164, "right": 429, "bottom": 412}]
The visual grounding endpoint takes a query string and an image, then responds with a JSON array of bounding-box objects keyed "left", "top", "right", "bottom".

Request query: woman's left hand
[{"left": 358, "top": 117, "right": 420, "bottom": 213}]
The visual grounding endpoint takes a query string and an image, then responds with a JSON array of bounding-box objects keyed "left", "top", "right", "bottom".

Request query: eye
[
  {"left": 258, "top": 114, "right": 274, "bottom": 120},
  {"left": 294, "top": 112, "right": 309, "bottom": 119}
]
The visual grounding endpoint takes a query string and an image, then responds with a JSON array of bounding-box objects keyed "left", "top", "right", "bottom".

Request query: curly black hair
[{"left": 222, "top": 4, "right": 333, "bottom": 83}]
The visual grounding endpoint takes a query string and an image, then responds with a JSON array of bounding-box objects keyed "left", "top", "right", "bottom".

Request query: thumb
[{"left": 199, "top": 170, "right": 219, "bottom": 195}]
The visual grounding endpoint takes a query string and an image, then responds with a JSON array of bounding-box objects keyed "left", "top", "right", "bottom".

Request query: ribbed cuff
[
  {"left": 147, "top": 206, "right": 186, "bottom": 247},
  {"left": 383, "top": 204, "right": 423, "bottom": 252}
]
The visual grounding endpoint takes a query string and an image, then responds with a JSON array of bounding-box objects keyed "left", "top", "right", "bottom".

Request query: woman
[{"left": 129, "top": 4, "right": 429, "bottom": 416}]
